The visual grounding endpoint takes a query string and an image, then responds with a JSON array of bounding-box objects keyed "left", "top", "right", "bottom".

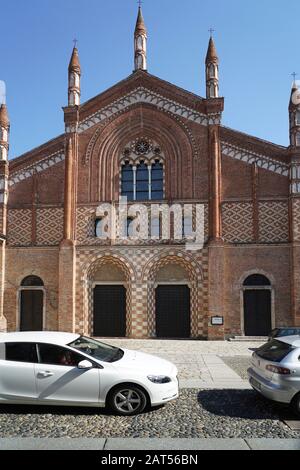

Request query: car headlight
[{"left": 147, "top": 375, "right": 172, "bottom": 384}]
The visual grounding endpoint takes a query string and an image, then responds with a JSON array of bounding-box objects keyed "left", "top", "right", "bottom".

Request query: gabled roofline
[
  {"left": 9, "top": 134, "right": 65, "bottom": 171},
  {"left": 79, "top": 70, "right": 207, "bottom": 119}
]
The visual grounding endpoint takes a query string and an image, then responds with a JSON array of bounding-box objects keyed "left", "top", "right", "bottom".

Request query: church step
[{"left": 228, "top": 336, "right": 268, "bottom": 342}]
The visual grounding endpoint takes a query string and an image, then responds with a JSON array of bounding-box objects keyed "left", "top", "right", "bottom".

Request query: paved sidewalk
[
  {"left": 103, "top": 339, "right": 260, "bottom": 389},
  {"left": 0, "top": 437, "right": 299, "bottom": 450}
]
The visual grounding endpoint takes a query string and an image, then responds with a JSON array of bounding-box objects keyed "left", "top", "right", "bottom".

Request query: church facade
[{"left": 0, "top": 7, "right": 299, "bottom": 339}]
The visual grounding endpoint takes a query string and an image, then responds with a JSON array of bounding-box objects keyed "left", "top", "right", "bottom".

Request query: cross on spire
[
  {"left": 208, "top": 28, "right": 215, "bottom": 37},
  {"left": 292, "top": 72, "right": 298, "bottom": 82},
  {"left": 138, "top": 0, "right": 143, "bottom": 7},
  {"left": 73, "top": 38, "right": 78, "bottom": 48}
]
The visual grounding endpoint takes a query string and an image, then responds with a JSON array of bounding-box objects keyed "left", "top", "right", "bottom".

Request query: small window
[
  {"left": 296, "top": 111, "right": 300, "bottom": 125},
  {"left": 5, "top": 343, "right": 38, "bottom": 363},
  {"left": 151, "top": 217, "right": 160, "bottom": 238},
  {"left": 38, "top": 344, "right": 83, "bottom": 367},
  {"left": 209, "top": 64, "right": 215, "bottom": 78},
  {"left": 137, "top": 35, "right": 143, "bottom": 50},
  {"left": 95, "top": 218, "right": 108, "bottom": 238},
  {"left": 126, "top": 217, "right": 135, "bottom": 238},
  {"left": 183, "top": 216, "right": 193, "bottom": 237}
]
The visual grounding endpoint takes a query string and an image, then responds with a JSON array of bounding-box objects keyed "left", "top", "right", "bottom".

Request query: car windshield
[
  {"left": 68, "top": 336, "right": 124, "bottom": 363},
  {"left": 256, "top": 339, "right": 294, "bottom": 362}
]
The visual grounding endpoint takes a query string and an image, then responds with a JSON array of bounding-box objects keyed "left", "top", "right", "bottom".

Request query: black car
[{"left": 268, "top": 327, "right": 300, "bottom": 341}]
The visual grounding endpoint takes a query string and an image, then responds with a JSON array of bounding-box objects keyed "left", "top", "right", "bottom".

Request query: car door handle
[{"left": 37, "top": 371, "right": 54, "bottom": 378}]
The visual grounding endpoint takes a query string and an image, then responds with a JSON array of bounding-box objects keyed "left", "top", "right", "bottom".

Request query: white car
[{"left": 0, "top": 332, "right": 179, "bottom": 416}]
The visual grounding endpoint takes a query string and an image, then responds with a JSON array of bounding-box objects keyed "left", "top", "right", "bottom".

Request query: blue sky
[{"left": 0, "top": 0, "right": 298, "bottom": 157}]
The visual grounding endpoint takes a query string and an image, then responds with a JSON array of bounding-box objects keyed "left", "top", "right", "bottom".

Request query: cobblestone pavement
[
  {"left": 0, "top": 390, "right": 298, "bottom": 439},
  {"left": 103, "top": 339, "right": 260, "bottom": 387},
  {"left": 221, "top": 356, "right": 252, "bottom": 380}
]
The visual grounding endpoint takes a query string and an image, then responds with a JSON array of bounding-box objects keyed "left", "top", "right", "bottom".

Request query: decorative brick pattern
[
  {"left": 76, "top": 204, "right": 209, "bottom": 247},
  {"left": 36, "top": 208, "right": 63, "bottom": 246},
  {"left": 7, "top": 209, "right": 32, "bottom": 246},
  {"left": 76, "top": 251, "right": 137, "bottom": 336},
  {"left": 78, "top": 87, "right": 221, "bottom": 134},
  {"left": 292, "top": 199, "right": 300, "bottom": 241},
  {"left": 0, "top": 208, "right": 3, "bottom": 234},
  {"left": 9, "top": 151, "right": 64, "bottom": 187},
  {"left": 75, "top": 247, "right": 208, "bottom": 339},
  {"left": 142, "top": 250, "right": 207, "bottom": 338},
  {"left": 222, "top": 203, "right": 253, "bottom": 243},
  {"left": 259, "top": 202, "right": 289, "bottom": 243},
  {"left": 221, "top": 142, "right": 288, "bottom": 176}
]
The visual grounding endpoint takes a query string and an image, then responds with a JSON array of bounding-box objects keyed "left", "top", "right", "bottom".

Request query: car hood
[{"left": 112, "top": 348, "right": 177, "bottom": 377}]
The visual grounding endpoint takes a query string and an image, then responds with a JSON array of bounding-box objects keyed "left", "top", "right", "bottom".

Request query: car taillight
[{"left": 266, "top": 364, "right": 291, "bottom": 375}]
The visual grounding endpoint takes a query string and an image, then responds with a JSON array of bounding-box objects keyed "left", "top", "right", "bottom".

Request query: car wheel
[
  {"left": 108, "top": 385, "right": 148, "bottom": 416},
  {"left": 291, "top": 393, "right": 300, "bottom": 418}
]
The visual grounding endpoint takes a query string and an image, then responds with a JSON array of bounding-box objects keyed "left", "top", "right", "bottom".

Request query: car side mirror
[{"left": 78, "top": 360, "right": 93, "bottom": 369}]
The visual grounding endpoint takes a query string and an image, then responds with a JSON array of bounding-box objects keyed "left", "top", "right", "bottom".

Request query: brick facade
[{"left": 0, "top": 24, "right": 299, "bottom": 339}]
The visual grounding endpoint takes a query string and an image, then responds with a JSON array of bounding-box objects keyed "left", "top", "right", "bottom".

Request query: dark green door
[
  {"left": 93, "top": 285, "right": 126, "bottom": 337},
  {"left": 20, "top": 290, "right": 43, "bottom": 331},
  {"left": 156, "top": 285, "right": 190, "bottom": 338},
  {"left": 244, "top": 290, "right": 271, "bottom": 336}
]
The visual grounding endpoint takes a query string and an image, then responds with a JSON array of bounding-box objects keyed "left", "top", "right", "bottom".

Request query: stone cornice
[
  {"left": 221, "top": 142, "right": 289, "bottom": 176},
  {"left": 77, "top": 87, "right": 221, "bottom": 133},
  {"left": 9, "top": 151, "right": 65, "bottom": 187}
]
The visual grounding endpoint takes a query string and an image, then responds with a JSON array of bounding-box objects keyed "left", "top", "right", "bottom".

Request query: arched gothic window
[
  {"left": 136, "top": 161, "right": 149, "bottom": 201},
  {"left": 121, "top": 162, "right": 134, "bottom": 200},
  {"left": 209, "top": 64, "right": 215, "bottom": 78},
  {"left": 121, "top": 159, "right": 164, "bottom": 201}
]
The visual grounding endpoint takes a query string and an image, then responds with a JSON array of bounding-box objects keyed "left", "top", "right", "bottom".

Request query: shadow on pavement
[
  {"left": 0, "top": 402, "right": 161, "bottom": 417},
  {"left": 0, "top": 404, "right": 111, "bottom": 416},
  {"left": 197, "top": 389, "right": 296, "bottom": 421}
]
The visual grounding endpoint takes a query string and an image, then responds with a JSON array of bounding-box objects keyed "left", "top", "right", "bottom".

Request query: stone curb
[{"left": 0, "top": 438, "right": 300, "bottom": 450}]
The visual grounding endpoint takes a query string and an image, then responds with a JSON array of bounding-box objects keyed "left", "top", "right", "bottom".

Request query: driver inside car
[{"left": 59, "top": 351, "right": 76, "bottom": 366}]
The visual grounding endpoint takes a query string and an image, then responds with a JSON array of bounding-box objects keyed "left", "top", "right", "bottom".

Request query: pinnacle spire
[
  {"left": 68, "top": 44, "right": 81, "bottom": 106},
  {"left": 206, "top": 36, "right": 218, "bottom": 65},
  {"left": 134, "top": 6, "right": 147, "bottom": 71},
  {"left": 0, "top": 104, "right": 9, "bottom": 127},
  {"left": 0, "top": 103, "right": 9, "bottom": 161},
  {"left": 135, "top": 6, "right": 147, "bottom": 34},
  {"left": 205, "top": 35, "right": 219, "bottom": 99},
  {"left": 69, "top": 46, "right": 81, "bottom": 74}
]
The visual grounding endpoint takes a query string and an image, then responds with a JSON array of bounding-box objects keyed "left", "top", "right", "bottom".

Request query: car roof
[
  {"left": 274, "top": 335, "right": 300, "bottom": 347},
  {"left": 274, "top": 327, "right": 300, "bottom": 330},
  {"left": 0, "top": 331, "right": 80, "bottom": 345}
]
